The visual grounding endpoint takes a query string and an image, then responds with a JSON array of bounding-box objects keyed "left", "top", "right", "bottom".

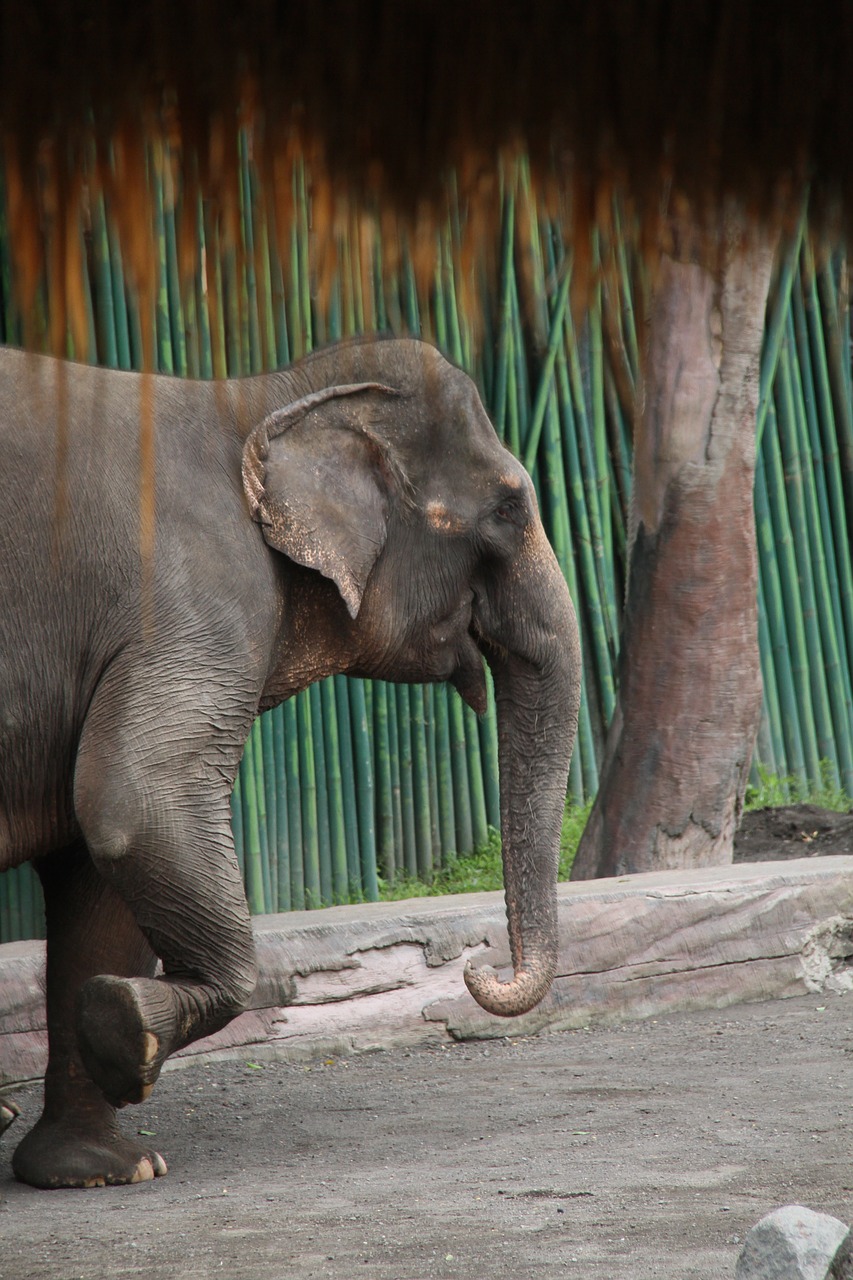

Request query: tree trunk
[{"left": 572, "top": 215, "right": 778, "bottom": 880}]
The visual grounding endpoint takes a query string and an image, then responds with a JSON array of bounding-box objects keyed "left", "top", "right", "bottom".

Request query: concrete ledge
[{"left": 2, "top": 856, "right": 852, "bottom": 1084}]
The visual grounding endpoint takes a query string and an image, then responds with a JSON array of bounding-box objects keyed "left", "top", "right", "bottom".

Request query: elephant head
[{"left": 242, "top": 338, "right": 581, "bottom": 1017}]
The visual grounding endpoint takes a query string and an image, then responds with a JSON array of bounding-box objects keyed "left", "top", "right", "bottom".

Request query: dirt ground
[
  {"left": 1, "top": 808, "right": 851, "bottom": 1280},
  {"left": 734, "top": 805, "right": 853, "bottom": 861}
]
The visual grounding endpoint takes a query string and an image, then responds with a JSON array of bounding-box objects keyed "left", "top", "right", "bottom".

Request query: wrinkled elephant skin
[{"left": 0, "top": 337, "right": 579, "bottom": 1187}]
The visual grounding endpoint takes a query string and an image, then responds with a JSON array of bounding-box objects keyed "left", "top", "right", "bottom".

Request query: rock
[
  {"left": 828, "top": 1230, "right": 853, "bottom": 1280},
  {"left": 735, "top": 1206, "right": 849, "bottom": 1279}
]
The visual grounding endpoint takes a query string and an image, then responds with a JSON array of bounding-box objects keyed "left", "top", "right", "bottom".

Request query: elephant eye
[{"left": 493, "top": 493, "right": 525, "bottom": 526}]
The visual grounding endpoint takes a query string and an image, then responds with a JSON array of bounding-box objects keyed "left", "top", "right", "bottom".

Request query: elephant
[{"left": 0, "top": 336, "right": 580, "bottom": 1188}]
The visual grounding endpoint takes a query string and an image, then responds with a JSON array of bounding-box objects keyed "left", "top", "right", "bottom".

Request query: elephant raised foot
[{"left": 0, "top": 1097, "right": 21, "bottom": 1136}]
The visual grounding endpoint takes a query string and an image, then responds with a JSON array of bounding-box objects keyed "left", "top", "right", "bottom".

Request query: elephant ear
[{"left": 242, "top": 382, "right": 403, "bottom": 619}]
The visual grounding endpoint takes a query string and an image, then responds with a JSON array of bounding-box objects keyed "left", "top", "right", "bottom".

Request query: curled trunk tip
[{"left": 463, "top": 957, "right": 555, "bottom": 1018}]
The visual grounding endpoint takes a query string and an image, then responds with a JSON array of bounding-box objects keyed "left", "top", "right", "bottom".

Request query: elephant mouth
[{"left": 450, "top": 631, "right": 488, "bottom": 713}]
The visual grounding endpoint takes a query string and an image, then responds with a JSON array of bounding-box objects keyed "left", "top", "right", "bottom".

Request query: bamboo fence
[{"left": 0, "top": 161, "right": 851, "bottom": 942}]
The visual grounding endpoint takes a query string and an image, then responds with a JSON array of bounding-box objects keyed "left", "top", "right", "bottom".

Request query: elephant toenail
[
  {"left": 142, "top": 1032, "right": 159, "bottom": 1064},
  {"left": 130, "top": 1158, "right": 156, "bottom": 1184},
  {"left": 1, "top": 1101, "right": 21, "bottom": 1132}
]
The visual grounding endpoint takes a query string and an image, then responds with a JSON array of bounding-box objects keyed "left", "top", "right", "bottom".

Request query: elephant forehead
[{"left": 425, "top": 499, "right": 467, "bottom": 533}]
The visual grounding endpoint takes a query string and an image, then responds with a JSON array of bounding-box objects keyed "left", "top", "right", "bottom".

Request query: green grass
[
  {"left": 744, "top": 761, "right": 852, "bottom": 813},
  {"left": 376, "top": 798, "right": 593, "bottom": 901},
  {"left": 376, "top": 763, "right": 853, "bottom": 904}
]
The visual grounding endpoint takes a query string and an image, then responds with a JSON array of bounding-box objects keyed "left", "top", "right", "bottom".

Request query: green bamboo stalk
[
  {"left": 815, "top": 254, "right": 853, "bottom": 517},
  {"left": 760, "top": 415, "right": 821, "bottom": 782},
  {"left": 296, "top": 691, "right": 321, "bottom": 909},
  {"left": 477, "top": 676, "right": 501, "bottom": 831},
  {"left": 334, "top": 674, "right": 364, "bottom": 898},
  {"left": 554, "top": 341, "right": 616, "bottom": 724},
  {"left": 793, "top": 265, "right": 853, "bottom": 724},
  {"left": 603, "top": 360, "right": 632, "bottom": 535},
  {"left": 90, "top": 191, "right": 119, "bottom": 368},
  {"left": 755, "top": 206, "right": 808, "bottom": 448},
  {"left": 562, "top": 299, "right": 620, "bottom": 658},
  {"left": 549, "top": 480, "right": 592, "bottom": 802},
  {"left": 309, "top": 682, "right": 333, "bottom": 906},
  {"left": 492, "top": 187, "right": 516, "bottom": 441},
  {"left": 754, "top": 452, "right": 806, "bottom": 785},
  {"left": 408, "top": 685, "right": 434, "bottom": 880},
  {"left": 522, "top": 268, "right": 571, "bottom": 473},
  {"left": 240, "top": 728, "right": 267, "bottom": 914},
  {"left": 775, "top": 334, "right": 840, "bottom": 781},
  {"left": 151, "top": 164, "right": 175, "bottom": 374},
  {"left": 162, "top": 189, "right": 188, "bottom": 377},
  {"left": 259, "top": 711, "right": 278, "bottom": 907},
  {"left": 371, "top": 680, "right": 396, "bottom": 883},
  {"left": 264, "top": 203, "right": 291, "bottom": 366},
  {"left": 319, "top": 680, "right": 349, "bottom": 903},
  {"left": 253, "top": 717, "right": 274, "bottom": 910},
  {"left": 756, "top": 573, "right": 787, "bottom": 779},
  {"left": 248, "top": 162, "right": 278, "bottom": 370},
  {"left": 509, "top": 268, "right": 533, "bottom": 453},
  {"left": 271, "top": 704, "right": 291, "bottom": 912},
  {"left": 395, "top": 682, "right": 418, "bottom": 876},
  {"left": 424, "top": 687, "right": 443, "bottom": 865},
  {"left": 348, "top": 679, "right": 379, "bottom": 901},
  {"left": 802, "top": 245, "right": 853, "bottom": 684},
  {"left": 283, "top": 697, "right": 305, "bottom": 909},
  {"left": 294, "top": 158, "right": 313, "bottom": 354},
  {"left": 203, "top": 208, "right": 229, "bottom": 378},
  {"left": 193, "top": 198, "right": 215, "bottom": 379},
  {"left": 589, "top": 230, "right": 612, "bottom": 578},
  {"left": 463, "top": 705, "right": 489, "bottom": 850},
  {"left": 384, "top": 675, "right": 404, "bottom": 872},
  {"left": 785, "top": 308, "right": 853, "bottom": 791}
]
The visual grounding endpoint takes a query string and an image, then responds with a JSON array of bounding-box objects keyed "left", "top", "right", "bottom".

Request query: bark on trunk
[{"left": 572, "top": 215, "right": 778, "bottom": 880}]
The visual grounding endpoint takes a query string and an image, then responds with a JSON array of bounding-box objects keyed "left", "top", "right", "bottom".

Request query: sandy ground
[{"left": 1, "top": 991, "right": 851, "bottom": 1280}]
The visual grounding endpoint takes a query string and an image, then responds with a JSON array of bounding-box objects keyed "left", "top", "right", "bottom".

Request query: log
[{"left": 2, "top": 857, "right": 852, "bottom": 1084}]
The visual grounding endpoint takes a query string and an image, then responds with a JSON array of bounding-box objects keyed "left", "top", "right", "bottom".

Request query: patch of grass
[
  {"left": 377, "top": 759, "right": 853, "bottom": 904},
  {"left": 744, "top": 761, "right": 852, "bottom": 813},
  {"left": 376, "top": 798, "right": 593, "bottom": 901}
]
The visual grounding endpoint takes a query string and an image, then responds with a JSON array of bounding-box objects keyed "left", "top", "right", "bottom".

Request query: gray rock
[
  {"left": 735, "top": 1206, "right": 849, "bottom": 1280},
  {"left": 828, "top": 1230, "right": 853, "bottom": 1280}
]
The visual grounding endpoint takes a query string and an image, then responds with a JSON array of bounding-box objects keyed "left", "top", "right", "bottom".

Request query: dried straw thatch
[{"left": 2, "top": 0, "right": 852, "bottom": 356}]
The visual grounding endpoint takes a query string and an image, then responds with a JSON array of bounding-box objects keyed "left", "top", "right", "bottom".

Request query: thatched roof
[{"left": 2, "top": 0, "right": 851, "bottom": 355}]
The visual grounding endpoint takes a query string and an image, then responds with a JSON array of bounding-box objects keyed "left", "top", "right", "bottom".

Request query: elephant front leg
[
  {"left": 12, "top": 844, "right": 168, "bottom": 1189},
  {"left": 71, "top": 681, "right": 258, "bottom": 1115}
]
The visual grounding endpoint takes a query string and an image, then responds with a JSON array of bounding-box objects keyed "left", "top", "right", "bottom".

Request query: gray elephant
[{"left": 0, "top": 336, "right": 580, "bottom": 1188}]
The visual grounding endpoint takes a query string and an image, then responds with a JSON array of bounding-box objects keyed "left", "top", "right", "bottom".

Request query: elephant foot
[
  {"left": 1, "top": 1096, "right": 21, "bottom": 1136},
  {"left": 12, "top": 1112, "right": 167, "bottom": 1189},
  {"left": 76, "top": 975, "right": 177, "bottom": 1108}
]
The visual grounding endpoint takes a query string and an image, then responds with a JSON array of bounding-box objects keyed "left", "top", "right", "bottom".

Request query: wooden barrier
[{"left": 2, "top": 857, "right": 852, "bottom": 1085}]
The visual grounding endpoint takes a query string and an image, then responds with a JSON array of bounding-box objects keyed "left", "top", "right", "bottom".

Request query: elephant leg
[
  {"left": 71, "top": 670, "right": 258, "bottom": 1112},
  {"left": 12, "top": 842, "right": 168, "bottom": 1188}
]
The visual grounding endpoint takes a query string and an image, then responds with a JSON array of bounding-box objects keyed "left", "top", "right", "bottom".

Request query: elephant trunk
[{"left": 464, "top": 526, "right": 580, "bottom": 1017}]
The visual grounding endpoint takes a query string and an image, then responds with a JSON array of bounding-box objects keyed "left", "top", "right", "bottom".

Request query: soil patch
[{"left": 733, "top": 805, "right": 853, "bottom": 862}]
